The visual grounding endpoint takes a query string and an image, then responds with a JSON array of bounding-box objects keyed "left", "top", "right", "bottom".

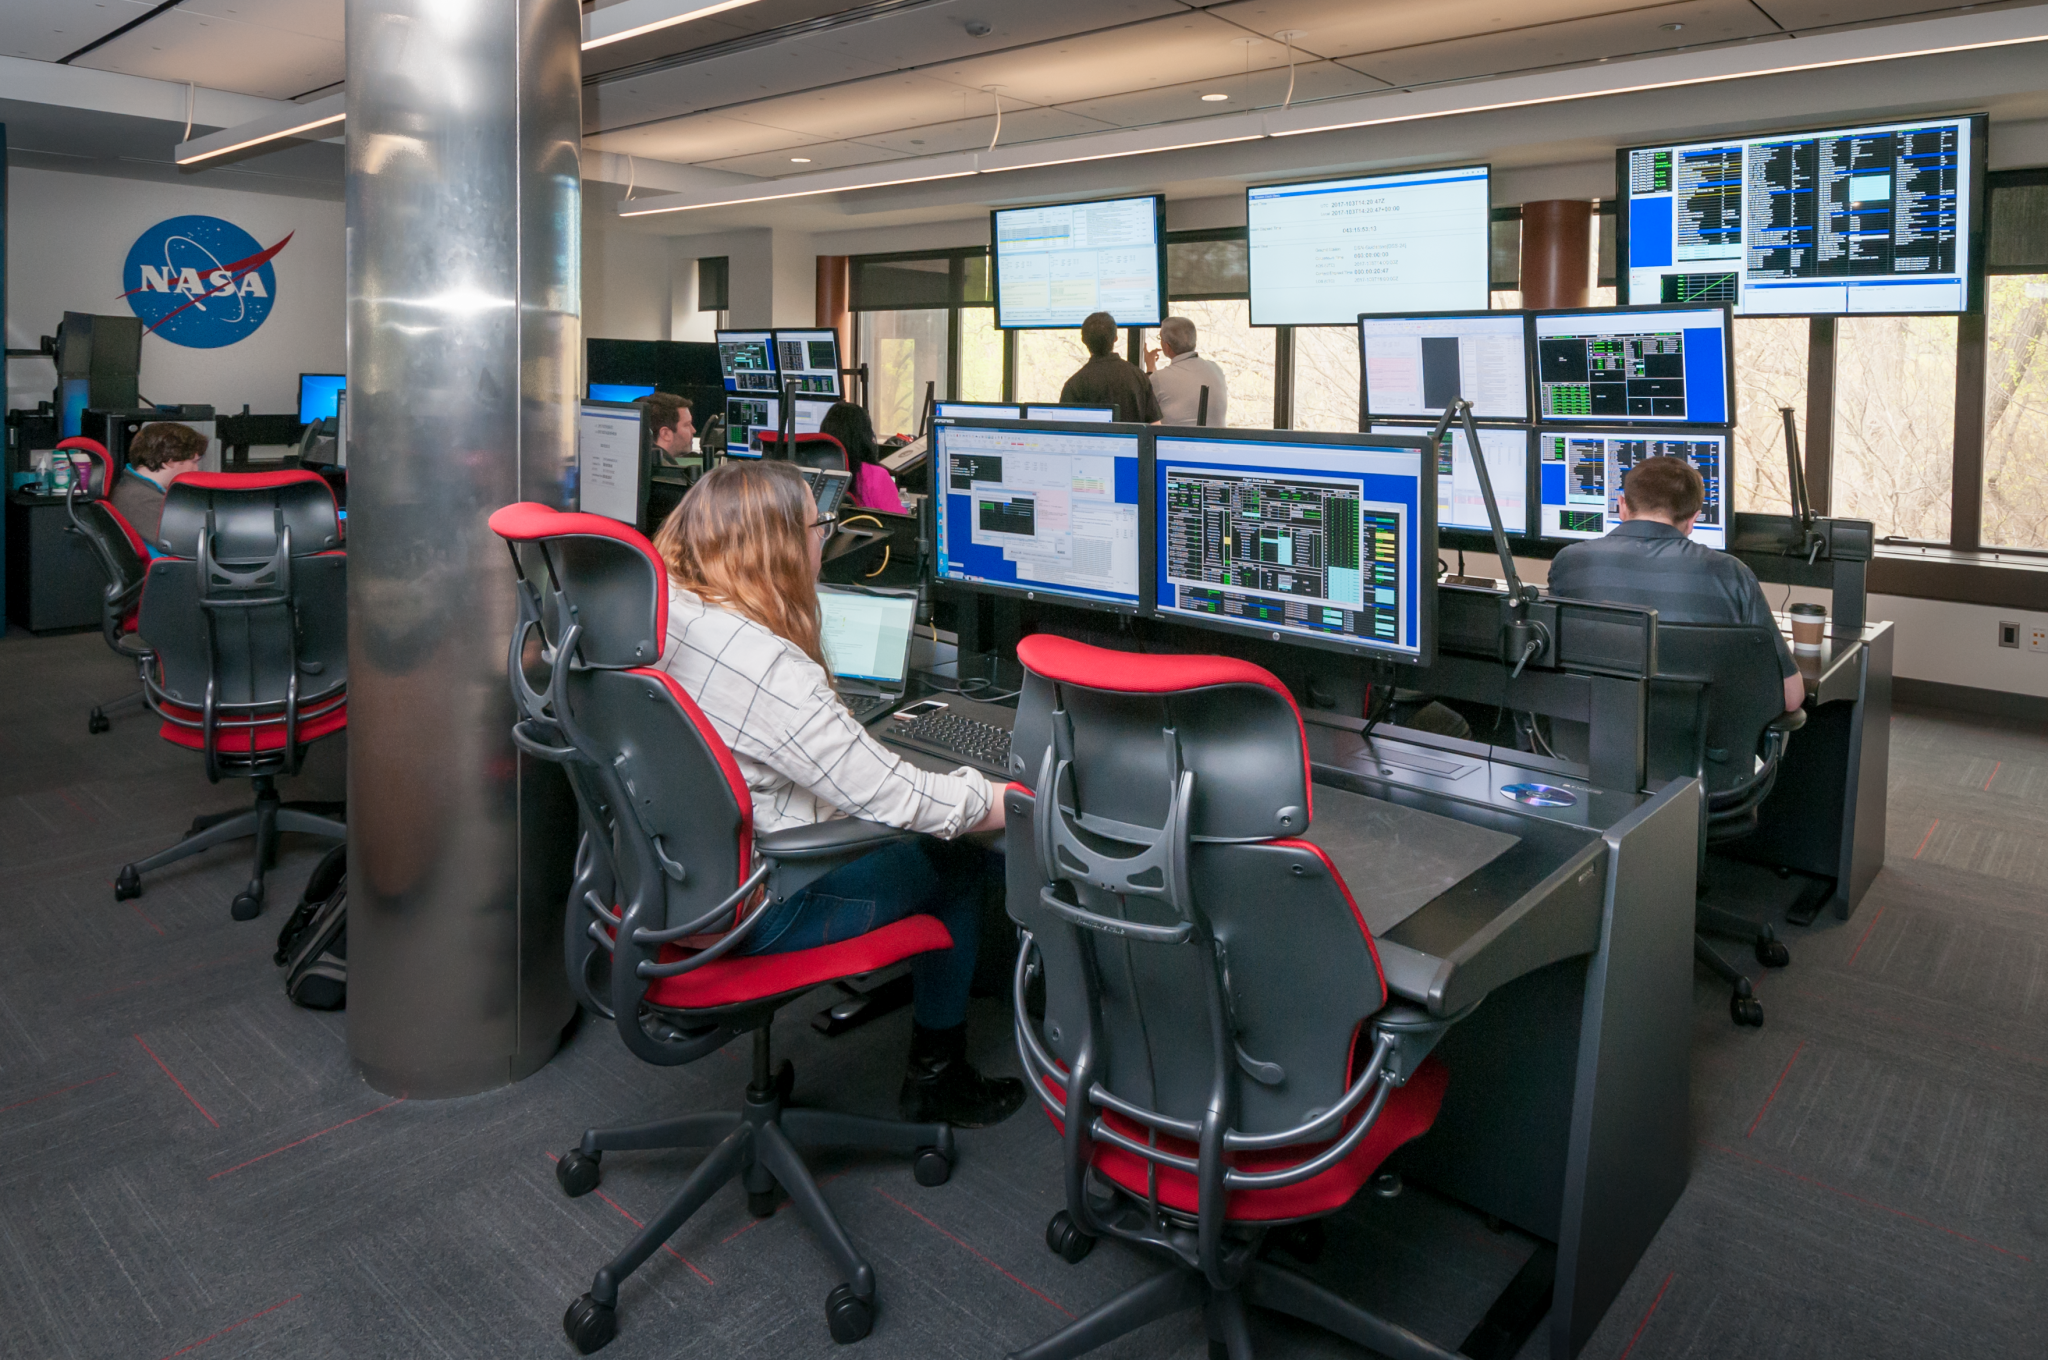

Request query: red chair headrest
[
  {"left": 157, "top": 469, "right": 342, "bottom": 560},
  {"left": 489, "top": 502, "right": 669, "bottom": 668}
]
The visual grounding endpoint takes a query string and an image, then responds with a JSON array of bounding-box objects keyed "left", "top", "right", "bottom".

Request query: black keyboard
[
  {"left": 843, "top": 691, "right": 894, "bottom": 722},
  {"left": 892, "top": 710, "right": 1012, "bottom": 770}
]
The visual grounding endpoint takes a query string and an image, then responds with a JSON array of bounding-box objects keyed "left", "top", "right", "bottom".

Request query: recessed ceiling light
[
  {"left": 1201, "top": 92, "right": 1229, "bottom": 102},
  {"left": 790, "top": 156, "right": 812, "bottom": 163},
  {"left": 1661, "top": 21, "right": 1685, "bottom": 30}
]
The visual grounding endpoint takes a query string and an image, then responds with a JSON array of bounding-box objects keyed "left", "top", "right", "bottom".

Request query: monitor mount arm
[
  {"left": 1428, "top": 398, "right": 1549, "bottom": 679},
  {"left": 1780, "top": 406, "right": 1826, "bottom": 564}
]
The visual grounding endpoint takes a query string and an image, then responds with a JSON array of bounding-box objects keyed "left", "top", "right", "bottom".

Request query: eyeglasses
[{"left": 810, "top": 515, "right": 838, "bottom": 536}]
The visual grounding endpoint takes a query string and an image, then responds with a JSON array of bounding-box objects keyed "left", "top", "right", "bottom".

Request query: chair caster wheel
[
  {"left": 556, "top": 1149, "right": 601, "bottom": 1197},
  {"left": 1046, "top": 1210, "right": 1095, "bottom": 1264},
  {"left": 1370, "top": 1170, "right": 1402, "bottom": 1199},
  {"left": 562, "top": 1294, "right": 617, "bottom": 1354},
  {"left": 1731, "top": 986, "right": 1764, "bottom": 1027},
  {"left": 825, "top": 1283, "right": 873, "bottom": 1343},
  {"left": 89, "top": 710, "right": 110, "bottom": 734},
  {"left": 912, "top": 1147, "right": 952, "bottom": 1188},
  {"left": 231, "top": 889, "right": 263, "bottom": 922},
  {"left": 748, "top": 1187, "right": 781, "bottom": 1218},
  {"left": 115, "top": 866, "right": 141, "bottom": 901},
  {"left": 1756, "top": 936, "right": 1790, "bottom": 969}
]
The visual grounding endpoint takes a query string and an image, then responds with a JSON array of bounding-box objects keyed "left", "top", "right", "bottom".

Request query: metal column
[{"left": 344, "top": 0, "right": 581, "bottom": 1097}]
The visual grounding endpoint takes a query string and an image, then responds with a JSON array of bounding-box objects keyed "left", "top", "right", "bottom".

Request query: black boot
[{"left": 900, "top": 1023, "right": 1026, "bottom": 1129}]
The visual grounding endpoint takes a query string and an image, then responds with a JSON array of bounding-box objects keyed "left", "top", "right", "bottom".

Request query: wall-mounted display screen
[
  {"left": 1537, "top": 428, "right": 1732, "bottom": 550},
  {"left": 1619, "top": 114, "right": 1986, "bottom": 315},
  {"left": 1532, "top": 306, "right": 1732, "bottom": 426},
  {"left": 992, "top": 195, "right": 1165, "bottom": 329},
  {"left": 1248, "top": 166, "right": 1491, "bottom": 326}
]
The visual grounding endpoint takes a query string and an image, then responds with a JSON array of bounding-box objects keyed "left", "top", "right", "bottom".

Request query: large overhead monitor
[
  {"left": 1360, "top": 311, "right": 1530, "bottom": 423},
  {"left": 1248, "top": 166, "right": 1491, "bottom": 326},
  {"left": 773, "top": 329, "right": 842, "bottom": 396},
  {"left": 576, "top": 402, "right": 648, "bottom": 526},
  {"left": 1619, "top": 114, "right": 1987, "bottom": 315},
  {"left": 932, "top": 420, "right": 1146, "bottom": 614},
  {"left": 1154, "top": 428, "right": 1434, "bottom": 663},
  {"left": 1537, "top": 428, "right": 1732, "bottom": 550},
  {"left": 716, "top": 330, "right": 779, "bottom": 392},
  {"left": 1373, "top": 423, "right": 1532, "bottom": 537},
  {"left": 298, "top": 373, "right": 345, "bottom": 425},
  {"left": 1532, "top": 306, "right": 1732, "bottom": 425},
  {"left": 992, "top": 194, "right": 1166, "bottom": 329}
]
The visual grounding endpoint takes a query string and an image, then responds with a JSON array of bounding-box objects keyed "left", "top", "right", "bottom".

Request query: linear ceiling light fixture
[
  {"left": 175, "top": 93, "right": 345, "bottom": 166},
  {"left": 582, "top": 0, "right": 771, "bottom": 51},
  {"left": 617, "top": 11, "right": 2048, "bottom": 218}
]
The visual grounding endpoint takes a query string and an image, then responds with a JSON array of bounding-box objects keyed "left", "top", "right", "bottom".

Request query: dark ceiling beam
[{"left": 59, "top": 0, "right": 190, "bottom": 65}]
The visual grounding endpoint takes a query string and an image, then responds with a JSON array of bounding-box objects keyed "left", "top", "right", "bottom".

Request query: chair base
[
  {"left": 114, "top": 775, "right": 345, "bottom": 920},
  {"left": 1009, "top": 1251, "right": 1465, "bottom": 1360},
  {"left": 558, "top": 1027, "right": 956, "bottom": 1353},
  {"left": 89, "top": 687, "right": 145, "bottom": 735}
]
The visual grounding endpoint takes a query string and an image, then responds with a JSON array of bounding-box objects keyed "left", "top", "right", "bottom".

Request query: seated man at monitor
[
  {"left": 1144, "top": 314, "right": 1228, "bottom": 427},
  {"left": 637, "top": 391, "right": 696, "bottom": 464},
  {"left": 1059, "top": 311, "right": 1161, "bottom": 424},
  {"left": 112, "top": 421, "right": 207, "bottom": 544},
  {"left": 1548, "top": 455, "right": 1803, "bottom": 714}
]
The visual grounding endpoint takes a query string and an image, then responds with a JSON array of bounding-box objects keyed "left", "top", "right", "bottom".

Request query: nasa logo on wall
[{"left": 119, "top": 215, "right": 294, "bottom": 349}]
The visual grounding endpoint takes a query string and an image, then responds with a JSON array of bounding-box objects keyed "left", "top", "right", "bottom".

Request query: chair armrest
[
  {"left": 1768, "top": 708, "right": 1808, "bottom": 734},
  {"left": 756, "top": 818, "right": 918, "bottom": 861}
]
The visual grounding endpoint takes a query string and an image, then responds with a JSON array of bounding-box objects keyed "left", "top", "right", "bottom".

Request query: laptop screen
[{"left": 819, "top": 589, "right": 917, "bottom": 687}]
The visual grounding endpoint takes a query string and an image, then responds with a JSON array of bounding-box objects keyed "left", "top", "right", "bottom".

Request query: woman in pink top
[{"left": 818, "top": 402, "right": 907, "bottom": 514}]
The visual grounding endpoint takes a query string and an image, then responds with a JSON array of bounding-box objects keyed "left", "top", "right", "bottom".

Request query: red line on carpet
[
  {"left": 874, "top": 1187, "right": 1073, "bottom": 1318},
  {"left": 82, "top": 945, "right": 271, "bottom": 1002},
  {"left": 1846, "top": 905, "right": 1887, "bottom": 969},
  {"left": 157, "top": 1293, "right": 300, "bottom": 1359},
  {"left": 544, "top": 1154, "right": 714, "bottom": 1285},
  {"left": 1912, "top": 820, "right": 1939, "bottom": 859},
  {"left": 134, "top": 1034, "right": 218, "bottom": 1128},
  {"left": 0, "top": 1070, "right": 120, "bottom": 1116},
  {"left": 1746, "top": 1040, "right": 1807, "bottom": 1138},
  {"left": 1701, "top": 1143, "right": 2031, "bottom": 1262},
  {"left": 719, "top": 1171, "right": 846, "bottom": 1244},
  {"left": 209, "top": 1096, "right": 407, "bottom": 1180},
  {"left": 129, "top": 900, "right": 166, "bottom": 936},
  {"left": 1614, "top": 1272, "right": 1673, "bottom": 1360},
  {"left": 1983, "top": 761, "right": 2001, "bottom": 791}
]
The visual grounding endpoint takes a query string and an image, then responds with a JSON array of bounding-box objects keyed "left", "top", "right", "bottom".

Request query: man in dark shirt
[
  {"left": 112, "top": 421, "right": 207, "bottom": 545},
  {"left": 1058, "top": 311, "right": 1160, "bottom": 424},
  {"left": 1548, "top": 455, "right": 1803, "bottom": 714}
]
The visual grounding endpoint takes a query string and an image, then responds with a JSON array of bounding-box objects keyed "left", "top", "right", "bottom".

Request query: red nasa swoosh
[{"left": 118, "top": 231, "right": 294, "bottom": 334}]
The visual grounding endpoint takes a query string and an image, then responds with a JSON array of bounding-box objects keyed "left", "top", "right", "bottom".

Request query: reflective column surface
[{"left": 345, "top": 0, "right": 581, "bottom": 1097}]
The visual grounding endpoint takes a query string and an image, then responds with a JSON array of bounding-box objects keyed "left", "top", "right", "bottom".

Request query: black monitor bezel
[
  {"left": 770, "top": 328, "right": 844, "bottom": 398},
  {"left": 1356, "top": 308, "right": 1533, "bottom": 426},
  {"left": 1532, "top": 424, "right": 1737, "bottom": 550},
  {"left": 298, "top": 372, "right": 345, "bottom": 425},
  {"left": 1369, "top": 419, "right": 1536, "bottom": 541},
  {"left": 990, "top": 193, "right": 1168, "bottom": 331},
  {"left": 575, "top": 399, "right": 653, "bottom": 530},
  {"left": 1528, "top": 302, "right": 1737, "bottom": 429},
  {"left": 723, "top": 392, "right": 780, "bottom": 457},
  {"left": 1614, "top": 111, "right": 1989, "bottom": 318},
  {"left": 1245, "top": 163, "right": 1493, "bottom": 329},
  {"left": 930, "top": 416, "right": 1153, "bottom": 617},
  {"left": 1150, "top": 425, "right": 1438, "bottom": 667}
]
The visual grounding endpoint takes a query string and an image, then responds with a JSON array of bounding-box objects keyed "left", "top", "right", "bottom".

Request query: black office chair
[
  {"left": 759, "top": 430, "right": 850, "bottom": 473},
  {"left": 116, "top": 471, "right": 348, "bottom": 920},
  {"left": 1001, "top": 634, "right": 1459, "bottom": 1360},
  {"left": 487, "top": 502, "right": 963, "bottom": 1354},
  {"left": 1646, "top": 622, "right": 1808, "bottom": 1028},
  {"left": 56, "top": 437, "right": 153, "bottom": 734}
]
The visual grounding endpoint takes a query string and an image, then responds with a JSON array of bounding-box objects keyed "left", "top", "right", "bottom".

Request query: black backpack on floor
[{"left": 276, "top": 844, "right": 348, "bottom": 1009}]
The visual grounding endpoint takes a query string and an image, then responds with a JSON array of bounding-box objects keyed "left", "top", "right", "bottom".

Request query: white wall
[
  {"left": 582, "top": 187, "right": 673, "bottom": 343},
  {"left": 6, "top": 166, "right": 343, "bottom": 416}
]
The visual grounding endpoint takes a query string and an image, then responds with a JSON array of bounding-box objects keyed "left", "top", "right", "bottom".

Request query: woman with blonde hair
[{"left": 652, "top": 459, "right": 1022, "bottom": 1128}]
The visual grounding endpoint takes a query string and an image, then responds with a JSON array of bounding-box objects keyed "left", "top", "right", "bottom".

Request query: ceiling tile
[
  {"left": 180, "top": 0, "right": 343, "bottom": 44},
  {"left": 1753, "top": 0, "right": 1979, "bottom": 29},
  {"left": 73, "top": 8, "right": 344, "bottom": 99},
  {"left": 589, "top": 113, "right": 826, "bottom": 163},
  {"left": 696, "top": 139, "right": 912, "bottom": 177},
  {"left": 855, "top": 106, "right": 1123, "bottom": 157},
  {"left": 1058, "top": 59, "right": 1390, "bottom": 127},
  {"left": 0, "top": 0, "right": 157, "bottom": 62},
  {"left": 1199, "top": 0, "right": 1680, "bottom": 61},
  {"left": 913, "top": 12, "right": 1301, "bottom": 108}
]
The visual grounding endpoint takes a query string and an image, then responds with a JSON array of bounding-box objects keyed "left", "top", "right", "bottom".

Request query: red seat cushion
[
  {"left": 646, "top": 914, "right": 953, "bottom": 1010},
  {"left": 1050, "top": 1055, "right": 1447, "bottom": 1223},
  {"left": 157, "top": 701, "right": 348, "bottom": 753}
]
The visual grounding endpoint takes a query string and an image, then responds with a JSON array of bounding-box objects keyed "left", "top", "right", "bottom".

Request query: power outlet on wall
[{"left": 2030, "top": 624, "right": 2048, "bottom": 655}]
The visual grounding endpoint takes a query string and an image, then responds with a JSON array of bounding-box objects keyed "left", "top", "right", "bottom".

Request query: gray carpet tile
[{"left": 6, "top": 627, "right": 2048, "bottom": 1360}]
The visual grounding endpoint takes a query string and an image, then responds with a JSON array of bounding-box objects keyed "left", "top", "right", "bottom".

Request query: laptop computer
[{"left": 818, "top": 586, "right": 918, "bottom": 723}]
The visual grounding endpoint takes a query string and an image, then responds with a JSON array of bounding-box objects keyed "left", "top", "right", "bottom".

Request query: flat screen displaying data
[
  {"left": 1155, "top": 432, "right": 1430, "bottom": 660},
  {"left": 588, "top": 383, "right": 656, "bottom": 403},
  {"left": 772, "top": 329, "right": 841, "bottom": 396},
  {"left": 992, "top": 195, "right": 1165, "bottom": 329},
  {"left": 577, "top": 403, "right": 645, "bottom": 525},
  {"left": 934, "top": 423, "right": 1144, "bottom": 612},
  {"left": 792, "top": 395, "right": 836, "bottom": 435},
  {"left": 1360, "top": 312, "right": 1529, "bottom": 422},
  {"left": 1537, "top": 429, "right": 1730, "bottom": 550},
  {"left": 725, "top": 395, "right": 778, "bottom": 455},
  {"left": 1373, "top": 424, "right": 1530, "bottom": 536},
  {"left": 1621, "top": 115, "right": 1983, "bottom": 315},
  {"left": 1533, "top": 307, "right": 1730, "bottom": 425},
  {"left": 1248, "top": 166, "right": 1490, "bottom": 326},
  {"left": 935, "top": 402, "right": 1023, "bottom": 420},
  {"left": 1026, "top": 404, "right": 1115, "bottom": 422},
  {"left": 716, "top": 331, "right": 778, "bottom": 392}
]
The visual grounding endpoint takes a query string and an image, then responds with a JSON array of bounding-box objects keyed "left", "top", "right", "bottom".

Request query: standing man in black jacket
[{"left": 1058, "top": 312, "right": 1160, "bottom": 424}]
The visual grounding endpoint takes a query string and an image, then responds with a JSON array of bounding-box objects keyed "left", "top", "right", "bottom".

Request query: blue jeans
[{"left": 737, "top": 838, "right": 995, "bottom": 1029}]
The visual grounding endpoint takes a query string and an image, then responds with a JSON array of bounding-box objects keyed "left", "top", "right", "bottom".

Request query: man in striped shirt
[{"left": 1547, "top": 455, "right": 1803, "bottom": 715}]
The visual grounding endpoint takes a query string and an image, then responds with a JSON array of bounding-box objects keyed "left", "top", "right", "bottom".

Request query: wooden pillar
[
  {"left": 816, "top": 254, "right": 850, "bottom": 367},
  {"left": 1520, "top": 201, "right": 1594, "bottom": 310}
]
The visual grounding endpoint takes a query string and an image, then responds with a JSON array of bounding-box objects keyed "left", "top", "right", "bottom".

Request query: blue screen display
[
  {"left": 588, "top": 383, "right": 656, "bottom": 403},
  {"left": 298, "top": 374, "right": 345, "bottom": 424}
]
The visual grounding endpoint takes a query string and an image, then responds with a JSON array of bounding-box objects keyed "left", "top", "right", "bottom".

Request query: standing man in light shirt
[{"left": 1145, "top": 315, "right": 1229, "bottom": 427}]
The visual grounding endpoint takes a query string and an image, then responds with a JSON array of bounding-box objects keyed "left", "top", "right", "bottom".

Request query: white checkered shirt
[{"left": 659, "top": 584, "right": 997, "bottom": 838}]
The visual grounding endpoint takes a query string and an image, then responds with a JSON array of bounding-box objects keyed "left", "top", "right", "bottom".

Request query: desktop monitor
[
  {"left": 992, "top": 194, "right": 1166, "bottom": 329},
  {"left": 1154, "top": 428, "right": 1434, "bottom": 663},
  {"left": 1536, "top": 428, "right": 1732, "bottom": 550},
  {"left": 772, "top": 329, "right": 842, "bottom": 396},
  {"left": 935, "top": 402, "right": 1023, "bottom": 421},
  {"left": 725, "top": 394, "right": 779, "bottom": 455},
  {"left": 1618, "top": 113, "right": 1987, "bottom": 316},
  {"left": 1360, "top": 311, "right": 1530, "bottom": 423},
  {"left": 1248, "top": 165, "right": 1491, "bottom": 326},
  {"left": 588, "top": 382, "right": 656, "bottom": 403},
  {"left": 792, "top": 395, "right": 837, "bottom": 435},
  {"left": 1025, "top": 404, "right": 1115, "bottom": 423},
  {"left": 716, "top": 330, "right": 779, "bottom": 393},
  {"left": 298, "top": 373, "right": 345, "bottom": 425},
  {"left": 1531, "top": 306, "right": 1732, "bottom": 426},
  {"left": 577, "top": 401, "right": 649, "bottom": 526},
  {"left": 1372, "top": 423, "right": 1532, "bottom": 537},
  {"left": 932, "top": 419, "right": 1147, "bottom": 614}
]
